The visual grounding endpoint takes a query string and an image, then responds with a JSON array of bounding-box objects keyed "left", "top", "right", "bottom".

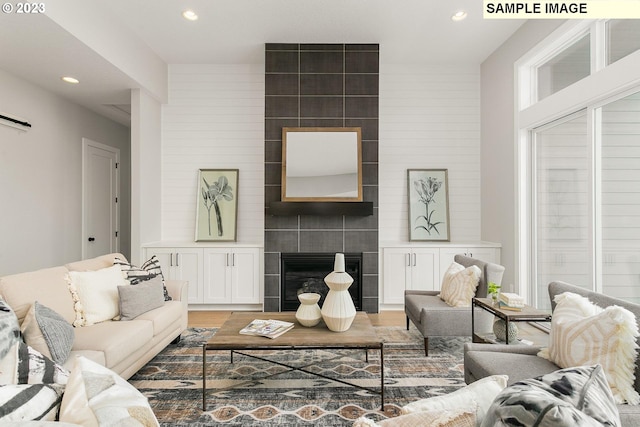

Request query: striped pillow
[
  {"left": 538, "top": 292, "right": 640, "bottom": 405},
  {"left": 0, "top": 383, "right": 64, "bottom": 422},
  {"left": 114, "top": 256, "right": 172, "bottom": 301},
  {"left": 438, "top": 262, "right": 481, "bottom": 307}
]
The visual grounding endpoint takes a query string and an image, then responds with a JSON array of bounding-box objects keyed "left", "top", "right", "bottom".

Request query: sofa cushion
[
  {"left": 0, "top": 266, "right": 76, "bottom": 325},
  {"left": 0, "top": 383, "right": 65, "bottom": 422},
  {"left": 72, "top": 320, "right": 153, "bottom": 369},
  {"left": 539, "top": 291, "right": 640, "bottom": 405},
  {"left": 481, "top": 365, "right": 621, "bottom": 427},
  {"left": 66, "top": 265, "right": 128, "bottom": 326},
  {"left": 59, "top": 356, "right": 159, "bottom": 427},
  {"left": 136, "top": 300, "right": 183, "bottom": 336},
  {"left": 118, "top": 276, "right": 165, "bottom": 321},
  {"left": 20, "top": 302, "right": 74, "bottom": 364},
  {"left": 64, "top": 253, "right": 127, "bottom": 272}
]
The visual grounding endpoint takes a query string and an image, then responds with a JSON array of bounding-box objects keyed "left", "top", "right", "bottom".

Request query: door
[
  {"left": 203, "top": 248, "right": 231, "bottom": 304},
  {"left": 382, "top": 248, "right": 411, "bottom": 304},
  {"left": 82, "top": 139, "right": 119, "bottom": 259},
  {"left": 410, "top": 249, "right": 439, "bottom": 291}
]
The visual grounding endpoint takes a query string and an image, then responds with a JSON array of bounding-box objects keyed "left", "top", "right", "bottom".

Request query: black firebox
[{"left": 280, "top": 252, "right": 362, "bottom": 312}]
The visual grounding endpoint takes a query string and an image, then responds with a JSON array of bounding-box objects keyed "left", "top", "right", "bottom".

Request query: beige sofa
[{"left": 0, "top": 253, "right": 188, "bottom": 379}]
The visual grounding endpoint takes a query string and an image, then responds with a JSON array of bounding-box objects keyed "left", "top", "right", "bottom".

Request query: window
[
  {"left": 517, "top": 20, "right": 640, "bottom": 307},
  {"left": 607, "top": 20, "right": 640, "bottom": 65},
  {"left": 537, "top": 34, "right": 590, "bottom": 101},
  {"left": 600, "top": 92, "right": 640, "bottom": 302}
]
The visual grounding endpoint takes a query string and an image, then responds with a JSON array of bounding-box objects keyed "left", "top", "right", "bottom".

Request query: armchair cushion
[{"left": 439, "top": 262, "right": 481, "bottom": 307}]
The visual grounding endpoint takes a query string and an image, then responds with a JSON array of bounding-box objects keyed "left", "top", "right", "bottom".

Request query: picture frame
[
  {"left": 195, "top": 169, "right": 239, "bottom": 242},
  {"left": 407, "top": 169, "right": 450, "bottom": 241}
]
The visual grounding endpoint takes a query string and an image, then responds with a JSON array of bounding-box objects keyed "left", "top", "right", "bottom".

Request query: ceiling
[{"left": 0, "top": 1, "right": 525, "bottom": 127}]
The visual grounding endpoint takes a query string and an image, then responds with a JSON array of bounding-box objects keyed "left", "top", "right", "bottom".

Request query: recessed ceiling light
[
  {"left": 61, "top": 76, "right": 80, "bottom": 84},
  {"left": 182, "top": 9, "right": 198, "bottom": 21},
  {"left": 451, "top": 10, "right": 468, "bottom": 21}
]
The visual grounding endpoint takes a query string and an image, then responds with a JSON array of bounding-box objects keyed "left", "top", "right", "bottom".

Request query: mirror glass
[{"left": 282, "top": 127, "right": 362, "bottom": 202}]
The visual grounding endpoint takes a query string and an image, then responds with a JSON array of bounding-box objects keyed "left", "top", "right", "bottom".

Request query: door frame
[{"left": 82, "top": 138, "right": 120, "bottom": 259}]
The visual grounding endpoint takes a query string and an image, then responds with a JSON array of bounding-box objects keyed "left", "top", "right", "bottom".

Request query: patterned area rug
[{"left": 129, "top": 327, "right": 469, "bottom": 426}]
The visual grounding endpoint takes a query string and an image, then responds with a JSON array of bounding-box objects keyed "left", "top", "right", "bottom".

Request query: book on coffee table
[{"left": 239, "top": 319, "right": 295, "bottom": 339}]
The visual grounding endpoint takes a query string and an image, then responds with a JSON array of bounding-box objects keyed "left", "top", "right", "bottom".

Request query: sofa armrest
[
  {"left": 464, "top": 342, "right": 543, "bottom": 355},
  {"left": 165, "top": 280, "right": 188, "bottom": 303}
]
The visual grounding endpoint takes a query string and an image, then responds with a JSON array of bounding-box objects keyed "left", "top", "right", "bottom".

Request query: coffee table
[{"left": 202, "top": 311, "right": 384, "bottom": 410}]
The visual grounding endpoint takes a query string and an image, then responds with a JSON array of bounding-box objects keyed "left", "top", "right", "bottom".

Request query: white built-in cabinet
[
  {"left": 381, "top": 242, "right": 501, "bottom": 305},
  {"left": 143, "top": 243, "right": 262, "bottom": 308}
]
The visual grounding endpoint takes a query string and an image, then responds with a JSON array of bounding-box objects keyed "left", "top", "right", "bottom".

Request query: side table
[{"left": 472, "top": 297, "right": 551, "bottom": 344}]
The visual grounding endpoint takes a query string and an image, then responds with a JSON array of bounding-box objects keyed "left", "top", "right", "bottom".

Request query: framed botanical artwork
[
  {"left": 407, "top": 169, "right": 450, "bottom": 241},
  {"left": 195, "top": 169, "right": 239, "bottom": 242}
]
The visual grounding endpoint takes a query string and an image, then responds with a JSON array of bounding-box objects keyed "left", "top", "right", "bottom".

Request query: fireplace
[{"left": 280, "top": 253, "right": 362, "bottom": 311}]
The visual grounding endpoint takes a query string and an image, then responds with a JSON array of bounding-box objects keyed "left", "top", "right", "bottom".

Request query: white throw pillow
[
  {"left": 59, "top": 356, "right": 159, "bottom": 427},
  {"left": 66, "top": 265, "right": 128, "bottom": 326},
  {"left": 538, "top": 291, "right": 640, "bottom": 405},
  {"left": 402, "top": 374, "right": 508, "bottom": 426},
  {"left": 438, "top": 262, "right": 482, "bottom": 307},
  {"left": 354, "top": 408, "right": 475, "bottom": 427}
]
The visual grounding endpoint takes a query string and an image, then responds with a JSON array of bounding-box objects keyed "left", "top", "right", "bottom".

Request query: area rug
[{"left": 129, "top": 327, "right": 469, "bottom": 426}]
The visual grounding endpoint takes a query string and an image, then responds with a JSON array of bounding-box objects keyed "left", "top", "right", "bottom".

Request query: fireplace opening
[{"left": 280, "top": 252, "right": 362, "bottom": 311}]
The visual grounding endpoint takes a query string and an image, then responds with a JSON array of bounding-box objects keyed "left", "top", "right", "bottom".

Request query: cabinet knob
[{"left": 88, "top": 237, "right": 95, "bottom": 242}]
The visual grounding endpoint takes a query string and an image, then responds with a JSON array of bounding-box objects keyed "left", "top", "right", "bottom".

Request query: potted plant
[{"left": 488, "top": 282, "right": 501, "bottom": 304}]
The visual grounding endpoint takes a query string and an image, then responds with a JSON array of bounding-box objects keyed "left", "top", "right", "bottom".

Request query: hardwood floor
[{"left": 188, "top": 310, "right": 407, "bottom": 328}]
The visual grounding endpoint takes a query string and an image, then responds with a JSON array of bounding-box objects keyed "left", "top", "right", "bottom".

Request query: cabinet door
[
  {"left": 231, "top": 248, "right": 261, "bottom": 304},
  {"left": 382, "top": 249, "right": 411, "bottom": 304},
  {"left": 203, "top": 249, "right": 231, "bottom": 304},
  {"left": 466, "top": 247, "right": 499, "bottom": 264},
  {"left": 410, "top": 249, "right": 440, "bottom": 291},
  {"left": 173, "top": 249, "right": 204, "bottom": 304}
]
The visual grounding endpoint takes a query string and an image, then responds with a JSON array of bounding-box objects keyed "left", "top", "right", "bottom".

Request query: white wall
[
  {"left": 161, "top": 64, "right": 265, "bottom": 244},
  {"left": 0, "top": 68, "right": 130, "bottom": 275},
  {"left": 480, "top": 20, "right": 564, "bottom": 289},
  {"left": 379, "top": 63, "right": 483, "bottom": 243}
]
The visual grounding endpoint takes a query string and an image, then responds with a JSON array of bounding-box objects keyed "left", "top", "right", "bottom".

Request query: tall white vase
[{"left": 321, "top": 253, "right": 356, "bottom": 332}]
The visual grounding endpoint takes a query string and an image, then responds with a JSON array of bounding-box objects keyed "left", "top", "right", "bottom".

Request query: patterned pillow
[
  {"left": 538, "top": 292, "right": 640, "bottom": 404},
  {"left": 0, "top": 341, "right": 69, "bottom": 386},
  {"left": 438, "top": 262, "right": 482, "bottom": 307},
  {"left": 66, "top": 265, "right": 128, "bottom": 326},
  {"left": 59, "top": 356, "right": 159, "bottom": 427},
  {"left": 114, "top": 256, "right": 172, "bottom": 301},
  {"left": 0, "top": 298, "right": 20, "bottom": 362},
  {"left": 354, "top": 408, "right": 476, "bottom": 427},
  {"left": 0, "top": 383, "right": 65, "bottom": 422},
  {"left": 481, "top": 365, "right": 621, "bottom": 427},
  {"left": 20, "top": 301, "right": 75, "bottom": 364}
]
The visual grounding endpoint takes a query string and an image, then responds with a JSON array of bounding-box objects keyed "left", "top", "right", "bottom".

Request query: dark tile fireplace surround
[{"left": 263, "top": 43, "right": 380, "bottom": 313}]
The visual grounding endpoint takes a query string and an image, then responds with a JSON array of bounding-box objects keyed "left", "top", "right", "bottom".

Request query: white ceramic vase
[
  {"left": 321, "top": 253, "right": 356, "bottom": 332},
  {"left": 295, "top": 293, "right": 322, "bottom": 327}
]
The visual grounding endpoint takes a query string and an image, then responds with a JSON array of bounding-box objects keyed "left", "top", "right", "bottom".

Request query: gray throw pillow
[
  {"left": 118, "top": 276, "right": 165, "bottom": 321},
  {"left": 34, "top": 301, "right": 74, "bottom": 365}
]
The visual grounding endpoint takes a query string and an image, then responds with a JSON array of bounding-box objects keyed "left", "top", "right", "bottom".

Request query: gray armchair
[{"left": 405, "top": 254, "right": 505, "bottom": 356}]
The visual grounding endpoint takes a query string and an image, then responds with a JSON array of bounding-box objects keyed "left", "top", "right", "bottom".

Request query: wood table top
[{"left": 205, "top": 311, "right": 382, "bottom": 350}]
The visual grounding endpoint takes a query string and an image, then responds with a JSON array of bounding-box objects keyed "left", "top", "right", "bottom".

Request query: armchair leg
[
  {"left": 424, "top": 337, "right": 429, "bottom": 356},
  {"left": 406, "top": 316, "right": 409, "bottom": 330}
]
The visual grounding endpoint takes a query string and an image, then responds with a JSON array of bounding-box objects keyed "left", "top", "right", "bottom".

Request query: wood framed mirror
[{"left": 281, "top": 127, "right": 363, "bottom": 202}]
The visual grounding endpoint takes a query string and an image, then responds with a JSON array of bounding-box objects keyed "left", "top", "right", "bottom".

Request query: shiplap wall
[
  {"left": 161, "top": 64, "right": 265, "bottom": 243},
  {"left": 378, "top": 64, "right": 482, "bottom": 243},
  {"left": 161, "top": 63, "right": 483, "bottom": 245}
]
